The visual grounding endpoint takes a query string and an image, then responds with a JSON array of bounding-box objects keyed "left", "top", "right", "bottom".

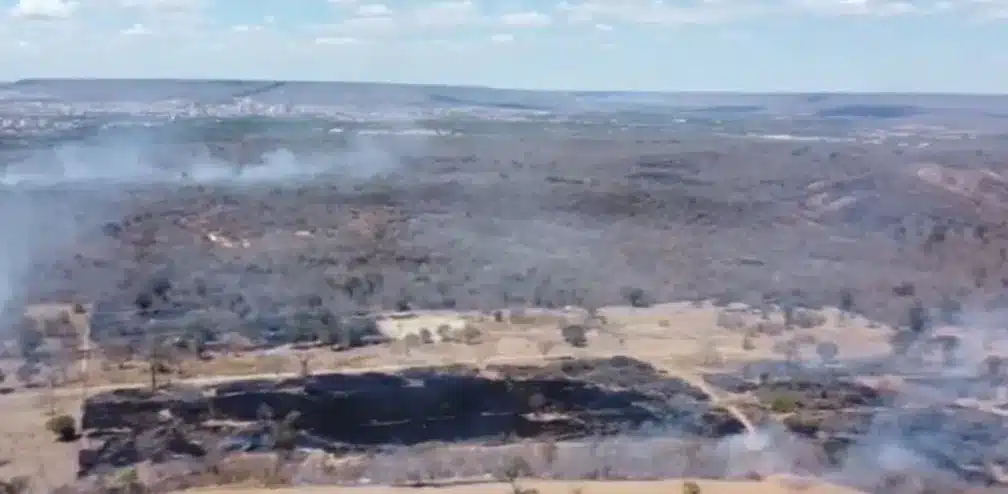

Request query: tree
[
  {"left": 816, "top": 342, "right": 839, "bottom": 365},
  {"left": 782, "top": 305, "right": 795, "bottom": 328},
  {"left": 147, "top": 339, "right": 174, "bottom": 390},
  {"left": 839, "top": 290, "right": 855, "bottom": 313},
  {"left": 17, "top": 323, "right": 43, "bottom": 361},
  {"left": 15, "top": 363, "right": 39, "bottom": 385},
  {"left": 297, "top": 354, "right": 311, "bottom": 378},
  {"left": 273, "top": 411, "right": 300, "bottom": 459},
  {"left": 184, "top": 325, "right": 213, "bottom": 356},
  {"left": 44, "top": 414, "right": 78, "bottom": 442},
  {"left": 938, "top": 295, "right": 962, "bottom": 325},
  {"left": 561, "top": 324, "right": 588, "bottom": 348},
  {"left": 907, "top": 299, "right": 928, "bottom": 334},
  {"left": 937, "top": 335, "right": 960, "bottom": 367}
]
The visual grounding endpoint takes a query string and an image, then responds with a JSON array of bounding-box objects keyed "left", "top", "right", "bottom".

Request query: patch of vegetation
[
  {"left": 44, "top": 414, "right": 78, "bottom": 442},
  {"left": 769, "top": 395, "right": 799, "bottom": 413},
  {"left": 0, "top": 476, "right": 29, "bottom": 494},
  {"left": 561, "top": 324, "right": 588, "bottom": 347}
]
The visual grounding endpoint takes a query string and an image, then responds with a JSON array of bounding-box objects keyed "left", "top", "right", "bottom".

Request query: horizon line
[{"left": 3, "top": 77, "right": 1007, "bottom": 97}]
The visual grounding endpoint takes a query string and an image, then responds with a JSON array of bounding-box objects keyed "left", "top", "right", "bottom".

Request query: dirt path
[{"left": 674, "top": 370, "right": 756, "bottom": 433}]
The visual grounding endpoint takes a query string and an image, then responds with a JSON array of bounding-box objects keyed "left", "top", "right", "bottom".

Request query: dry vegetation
[{"left": 4, "top": 100, "right": 1008, "bottom": 494}]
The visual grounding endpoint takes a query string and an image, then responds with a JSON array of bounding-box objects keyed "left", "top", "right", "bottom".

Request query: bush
[
  {"left": 715, "top": 311, "right": 746, "bottom": 330},
  {"left": 890, "top": 330, "right": 917, "bottom": 356},
  {"left": 683, "top": 481, "right": 702, "bottom": 494},
  {"left": 839, "top": 290, "right": 855, "bottom": 312},
  {"left": 459, "top": 324, "right": 483, "bottom": 345},
  {"left": 769, "top": 395, "right": 799, "bottom": 413},
  {"left": 938, "top": 295, "right": 962, "bottom": 324},
  {"left": 983, "top": 355, "right": 1005, "bottom": 377},
  {"left": 892, "top": 282, "right": 915, "bottom": 297},
  {"left": 561, "top": 324, "right": 588, "bottom": 348},
  {"left": 0, "top": 476, "right": 29, "bottom": 494},
  {"left": 45, "top": 414, "right": 78, "bottom": 441},
  {"left": 816, "top": 342, "right": 839, "bottom": 363},
  {"left": 791, "top": 309, "right": 826, "bottom": 329},
  {"left": 620, "top": 286, "right": 653, "bottom": 308},
  {"left": 17, "top": 325, "right": 43, "bottom": 359},
  {"left": 907, "top": 300, "right": 928, "bottom": 334}
]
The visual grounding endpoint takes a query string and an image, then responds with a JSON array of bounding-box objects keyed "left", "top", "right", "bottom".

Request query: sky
[{"left": 0, "top": 0, "right": 1006, "bottom": 93}]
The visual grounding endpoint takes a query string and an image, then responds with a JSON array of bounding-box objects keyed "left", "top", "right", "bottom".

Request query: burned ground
[
  {"left": 77, "top": 357, "right": 745, "bottom": 477},
  {"left": 10, "top": 129, "right": 1008, "bottom": 346}
]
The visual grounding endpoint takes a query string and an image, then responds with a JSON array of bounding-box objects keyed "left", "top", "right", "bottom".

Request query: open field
[{"left": 3, "top": 81, "right": 1008, "bottom": 493}]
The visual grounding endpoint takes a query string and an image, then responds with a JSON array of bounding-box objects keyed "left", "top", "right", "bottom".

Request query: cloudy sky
[{"left": 0, "top": 0, "right": 1005, "bottom": 92}]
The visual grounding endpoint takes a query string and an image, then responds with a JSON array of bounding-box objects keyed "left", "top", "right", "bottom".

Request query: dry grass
[
  {"left": 184, "top": 478, "right": 866, "bottom": 494},
  {"left": 0, "top": 301, "right": 923, "bottom": 494},
  {"left": 39, "top": 302, "right": 898, "bottom": 393},
  {"left": 0, "top": 390, "right": 83, "bottom": 493}
]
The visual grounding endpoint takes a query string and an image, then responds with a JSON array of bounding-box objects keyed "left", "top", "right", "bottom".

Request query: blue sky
[{"left": 0, "top": 0, "right": 1005, "bottom": 93}]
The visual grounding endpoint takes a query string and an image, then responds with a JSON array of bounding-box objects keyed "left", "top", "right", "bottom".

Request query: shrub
[
  {"left": 938, "top": 295, "right": 962, "bottom": 324},
  {"left": 816, "top": 342, "right": 839, "bottom": 364},
  {"left": 561, "top": 324, "right": 588, "bottom": 348},
  {"left": 498, "top": 456, "right": 533, "bottom": 483},
  {"left": 753, "top": 321, "right": 785, "bottom": 336},
  {"left": 983, "top": 355, "right": 1005, "bottom": 377},
  {"left": 537, "top": 341, "right": 555, "bottom": 356},
  {"left": 45, "top": 414, "right": 77, "bottom": 441},
  {"left": 682, "top": 481, "right": 702, "bottom": 494},
  {"left": 791, "top": 309, "right": 826, "bottom": 329},
  {"left": 0, "top": 476, "right": 30, "bottom": 494},
  {"left": 459, "top": 324, "right": 482, "bottom": 345},
  {"left": 890, "top": 330, "right": 916, "bottom": 356},
  {"left": 769, "top": 395, "right": 799, "bottom": 413},
  {"left": 620, "top": 286, "right": 652, "bottom": 308},
  {"left": 715, "top": 311, "right": 746, "bottom": 330},
  {"left": 17, "top": 325, "right": 43, "bottom": 359},
  {"left": 839, "top": 290, "right": 855, "bottom": 312},
  {"left": 907, "top": 300, "right": 928, "bottom": 334},
  {"left": 892, "top": 282, "right": 915, "bottom": 297},
  {"left": 402, "top": 334, "right": 422, "bottom": 348}
]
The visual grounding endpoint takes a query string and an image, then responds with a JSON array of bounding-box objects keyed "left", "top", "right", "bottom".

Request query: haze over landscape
[{"left": 1, "top": 2, "right": 1008, "bottom": 494}]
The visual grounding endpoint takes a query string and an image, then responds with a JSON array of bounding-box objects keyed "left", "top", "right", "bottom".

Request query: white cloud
[
  {"left": 413, "top": 0, "right": 482, "bottom": 27},
  {"left": 119, "top": 0, "right": 202, "bottom": 12},
  {"left": 9, "top": 0, "right": 76, "bottom": 20},
  {"left": 231, "top": 24, "right": 263, "bottom": 32},
  {"left": 120, "top": 22, "right": 150, "bottom": 35},
  {"left": 356, "top": 3, "right": 390, "bottom": 16},
  {"left": 314, "top": 36, "right": 360, "bottom": 45},
  {"left": 594, "top": 22, "right": 613, "bottom": 31},
  {"left": 334, "top": 15, "right": 397, "bottom": 34},
  {"left": 556, "top": 0, "right": 757, "bottom": 25},
  {"left": 789, "top": 0, "right": 983, "bottom": 17},
  {"left": 500, "top": 11, "right": 551, "bottom": 27},
  {"left": 792, "top": 0, "right": 917, "bottom": 16},
  {"left": 490, "top": 33, "right": 514, "bottom": 43}
]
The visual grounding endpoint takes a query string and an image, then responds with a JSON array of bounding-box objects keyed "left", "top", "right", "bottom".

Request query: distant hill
[{"left": 2, "top": 78, "right": 1008, "bottom": 119}]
